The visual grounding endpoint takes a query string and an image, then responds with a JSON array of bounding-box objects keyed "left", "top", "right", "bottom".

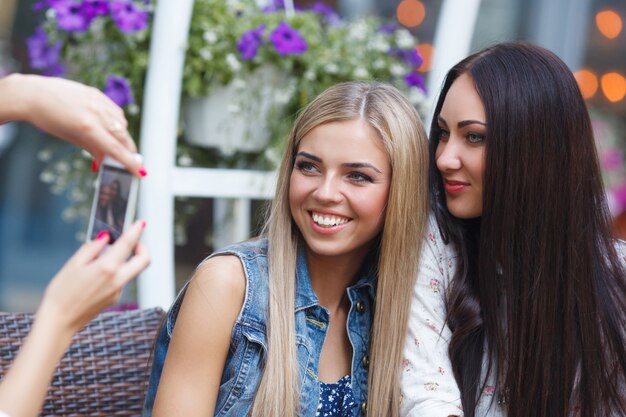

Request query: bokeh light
[
  {"left": 416, "top": 43, "right": 433, "bottom": 72},
  {"left": 595, "top": 9, "right": 623, "bottom": 39},
  {"left": 574, "top": 69, "right": 599, "bottom": 99},
  {"left": 396, "top": 0, "right": 426, "bottom": 28},
  {"left": 601, "top": 72, "right": 626, "bottom": 102}
]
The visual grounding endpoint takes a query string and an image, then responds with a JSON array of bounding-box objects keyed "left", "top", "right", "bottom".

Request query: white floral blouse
[
  {"left": 401, "top": 214, "right": 626, "bottom": 417},
  {"left": 400, "top": 214, "right": 466, "bottom": 417}
]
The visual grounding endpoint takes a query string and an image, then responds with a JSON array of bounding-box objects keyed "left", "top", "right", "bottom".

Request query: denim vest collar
[{"left": 294, "top": 244, "right": 377, "bottom": 313}]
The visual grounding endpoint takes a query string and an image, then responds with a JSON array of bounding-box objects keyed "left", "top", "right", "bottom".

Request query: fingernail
[
  {"left": 138, "top": 166, "right": 148, "bottom": 177},
  {"left": 140, "top": 220, "right": 147, "bottom": 229},
  {"left": 91, "top": 160, "right": 98, "bottom": 172},
  {"left": 96, "top": 230, "right": 109, "bottom": 240}
]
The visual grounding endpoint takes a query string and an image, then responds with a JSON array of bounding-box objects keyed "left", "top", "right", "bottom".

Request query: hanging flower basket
[{"left": 183, "top": 65, "right": 282, "bottom": 155}]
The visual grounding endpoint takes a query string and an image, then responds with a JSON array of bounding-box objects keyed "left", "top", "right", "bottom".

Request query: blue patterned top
[{"left": 315, "top": 375, "right": 356, "bottom": 417}]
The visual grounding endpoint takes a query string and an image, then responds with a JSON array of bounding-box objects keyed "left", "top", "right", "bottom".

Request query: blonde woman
[{"left": 144, "top": 81, "right": 429, "bottom": 417}]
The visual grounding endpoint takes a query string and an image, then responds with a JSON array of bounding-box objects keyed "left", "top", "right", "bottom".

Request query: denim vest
[{"left": 143, "top": 238, "right": 376, "bottom": 417}]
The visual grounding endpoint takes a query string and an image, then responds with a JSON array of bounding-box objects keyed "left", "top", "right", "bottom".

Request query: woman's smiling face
[
  {"left": 289, "top": 118, "right": 391, "bottom": 260},
  {"left": 435, "top": 73, "right": 487, "bottom": 219}
]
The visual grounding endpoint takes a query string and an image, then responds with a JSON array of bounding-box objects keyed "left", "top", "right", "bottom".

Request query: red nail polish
[
  {"left": 138, "top": 167, "right": 148, "bottom": 177},
  {"left": 91, "top": 160, "right": 98, "bottom": 172},
  {"left": 96, "top": 230, "right": 109, "bottom": 240},
  {"left": 140, "top": 220, "right": 147, "bottom": 229}
]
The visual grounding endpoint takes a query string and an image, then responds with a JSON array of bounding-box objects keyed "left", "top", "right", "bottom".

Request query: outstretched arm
[
  {"left": 0, "top": 220, "right": 150, "bottom": 417},
  {"left": 0, "top": 73, "right": 144, "bottom": 175}
]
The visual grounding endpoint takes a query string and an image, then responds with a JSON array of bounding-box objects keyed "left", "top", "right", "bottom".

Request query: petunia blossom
[
  {"left": 378, "top": 23, "right": 399, "bottom": 34},
  {"left": 53, "top": 0, "right": 92, "bottom": 32},
  {"left": 237, "top": 25, "right": 266, "bottom": 60},
  {"left": 110, "top": 1, "right": 149, "bottom": 33},
  {"left": 104, "top": 75, "right": 134, "bottom": 107},
  {"left": 262, "top": 0, "right": 284, "bottom": 13},
  {"left": 80, "top": 0, "right": 109, "bottom": 22},
  {"left": 269, "top": 21, "right": 308, "bottom": 56},
  {"left": 26, "top": 27, "right": 65, "bottom": 75},
  {"left": 405, "top": 71, "right": 426, "bottom": 93},
  {"left": 32, "top": 0, "right": 62, "bottom": 12},
  {"left": 388, "top": 47, "right": 423, "bottom": 70},
  {"left": 309, "top": 2, "right": 341, "bottom": 25},
  {"left": 403, "top": 48, "right": 423, "bottom": 69}
]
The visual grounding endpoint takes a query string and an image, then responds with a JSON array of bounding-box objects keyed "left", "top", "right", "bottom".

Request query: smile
[
  {"left": 443, "top": 179, "right": 470, "bottom": 193},
  {"left": 310, "top": 211, "right": 351, "bottom": 228}
]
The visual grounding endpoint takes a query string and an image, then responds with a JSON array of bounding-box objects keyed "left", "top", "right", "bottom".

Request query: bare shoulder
[
  {"left": 154, "top": 255, "right": 246, "bottom": 415},
  {"left": 183, "top": 254, "right": 246, "bottom": 320}
]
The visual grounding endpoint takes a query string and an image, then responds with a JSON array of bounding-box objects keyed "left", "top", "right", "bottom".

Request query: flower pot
[{"left": 183, "top": 66, "right": 282, "bottom": 155}]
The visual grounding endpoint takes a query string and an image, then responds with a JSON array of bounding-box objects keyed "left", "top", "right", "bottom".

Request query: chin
[{"left": 446, "top": 203, "right": 482, "bottom": 219}]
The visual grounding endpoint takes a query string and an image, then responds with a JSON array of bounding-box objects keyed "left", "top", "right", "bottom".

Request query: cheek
[
  {"left": 288, "top": 173, "right": 301, "bottom": 210},
  {"left": 358, "top": 187, "right": 389, "bottom": 225},
  {"left": 470, "top": 148, "right": 486, "bottom": 184},
  {"left": 288, "top": 172, "right": 314, "bottom": 209}
]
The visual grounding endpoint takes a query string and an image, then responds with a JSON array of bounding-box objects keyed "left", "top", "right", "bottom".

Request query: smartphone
[{"left": 86, "top": 155, "right": 141, "bottom": 244}]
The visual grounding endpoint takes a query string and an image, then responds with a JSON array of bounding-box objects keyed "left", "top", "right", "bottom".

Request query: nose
[
  {"left": 313, "top": 174, "right": 343, "bottom": 204},
  {"left": 436, "top": 140, "right": 462, "bottom": 172}
]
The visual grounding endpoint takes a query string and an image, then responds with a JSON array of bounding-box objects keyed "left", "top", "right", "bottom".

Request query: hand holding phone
[{"left": 86, "top": 155, "right": 141, "bottom": 244}]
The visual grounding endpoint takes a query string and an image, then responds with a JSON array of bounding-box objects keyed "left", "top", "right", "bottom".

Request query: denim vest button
[
  {"left": 362, "top": 354, "right": 370, "bottom": 369},
  {"left": 356, "top": 300, "right": 365, "bottom": 313},
  {"left": 360, "top": 401, "right": 368, "bottom": 414}
]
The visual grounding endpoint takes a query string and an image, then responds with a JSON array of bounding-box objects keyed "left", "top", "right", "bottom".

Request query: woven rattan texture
[{"left": 0, "top": 307, "right": 165, "bottom": 417}]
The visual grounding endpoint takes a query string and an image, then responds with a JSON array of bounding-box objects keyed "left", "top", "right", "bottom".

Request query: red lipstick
[{"left": 443, "top": 179, "right": 469, "bottom": 193}]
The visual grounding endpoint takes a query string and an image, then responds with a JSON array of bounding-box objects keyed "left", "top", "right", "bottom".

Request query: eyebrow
[
  {"left": 295, "top": 151, "right": 383, "bottom": 174},
  {"left": 437, "top": 115, "right": 486, "bottom": 128}
]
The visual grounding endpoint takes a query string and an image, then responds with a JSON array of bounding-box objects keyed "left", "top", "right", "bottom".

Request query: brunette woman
[{"left": 402, "top": 42, "right": 626, "bottom": 417}]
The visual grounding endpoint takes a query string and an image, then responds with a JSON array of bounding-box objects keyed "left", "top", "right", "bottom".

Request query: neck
[{"left": 306, "top": 248, "right": 369, "bottom": 314}]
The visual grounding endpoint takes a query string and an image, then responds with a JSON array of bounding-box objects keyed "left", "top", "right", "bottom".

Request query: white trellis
[{"left": 136, "top": 0, "right": 482, "bottom": 309}]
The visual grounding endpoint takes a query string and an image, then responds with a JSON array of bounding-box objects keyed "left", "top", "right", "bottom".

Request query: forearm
[
  {"left": 0, "top": 73, "right": 32, "bottom": 125},
  {"left": 0, "top": 313, "right": 74, "bottom": 417}
]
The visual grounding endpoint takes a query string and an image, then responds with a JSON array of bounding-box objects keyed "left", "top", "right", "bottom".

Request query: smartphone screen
[{"left": 88, "top": 163, "right": 136, "bottom": 244}]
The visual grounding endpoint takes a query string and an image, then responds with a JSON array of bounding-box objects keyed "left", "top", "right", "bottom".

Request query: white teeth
[{"left": 312, "top": 212, "right": 349, "bottom": 227}]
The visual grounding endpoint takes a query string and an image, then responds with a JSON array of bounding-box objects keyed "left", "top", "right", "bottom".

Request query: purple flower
[
  {"left": 270, "top": 21, "right": 308, "bottom": 56},
  {"left": 53, "top": 0, "right": 92, "bottom": 32},
  {"left": 26, "top": 27, "right": 65, "bottom": 75},
  {"left": 405, "top": 71, "right": 426, "bottom": 93},
  {"left": 403, "top": 48, "right": 423, "bottom": 69},
  {"left": 110, "top": 1, "right": 149, "bottom": 33},
  {"left": 33, "top": 0, "right": 63, "bottom": 11},
  {"left": 378, "top": 23, "right": 399, "bottom": 34},
  {"left": 389, "top": 48, "right": 423, "bottom": 69},
  {"left": 104, "top": 75, "right": 134, "bottom": 107},
  {"left": 80, "top": 0, "right": 109, "bottom": 21},
  {"left": 237, "top": 25, "right": 265, "bottom": 60},
  {"left": 43, "top": 63, "right": 67, "bottom": 77},
  {"left": 309, "top": 2, "right": 341, "bottom": 25},
  {"left": 262, "top": 0, "right": 284, "bottom": 13}
]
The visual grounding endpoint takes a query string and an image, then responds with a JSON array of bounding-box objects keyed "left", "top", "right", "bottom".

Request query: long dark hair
[{"left": 430, "top": 42, "right": 626, "bottom": 417}]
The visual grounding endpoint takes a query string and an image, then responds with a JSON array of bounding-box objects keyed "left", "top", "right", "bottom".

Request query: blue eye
[
  {"left": 295, "top": 160, "right": 317, "bottom": 173},
  {"left": 438, "top": 129, "right": 450, "bottom": 142},
  {"left": 347, "top": 172, "right": 373, "bottom": 183},
  {"left": 467, "top": 133, "right": 485, "bottom": 143}
]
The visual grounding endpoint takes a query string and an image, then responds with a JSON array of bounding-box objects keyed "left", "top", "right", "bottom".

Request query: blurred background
[{"left": 0, "top": 0, "right": 624, "bottom": 311}]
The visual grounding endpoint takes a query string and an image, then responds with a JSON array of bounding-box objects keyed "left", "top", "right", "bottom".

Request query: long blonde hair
[{"left": 252, "top": 81, "right": 429, "bottom": 417}]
